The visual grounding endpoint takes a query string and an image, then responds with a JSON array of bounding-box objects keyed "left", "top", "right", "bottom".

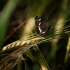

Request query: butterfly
[{"left": 35, "top": 16, "right": 51, "bottom": 36}]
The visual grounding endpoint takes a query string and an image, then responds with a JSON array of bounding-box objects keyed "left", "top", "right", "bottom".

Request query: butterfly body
[{"left": 35, "top": 16, "right": 51, "bottom": 36}]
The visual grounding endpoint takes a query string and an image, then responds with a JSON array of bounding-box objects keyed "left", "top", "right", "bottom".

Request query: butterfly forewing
[{"left": 35, "top": 16, "right": 51, "bottom": 36}]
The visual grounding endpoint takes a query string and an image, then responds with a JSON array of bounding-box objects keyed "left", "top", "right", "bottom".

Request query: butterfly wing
[{"left": 35, "top": 16, "right": 51, "bottom": 36}]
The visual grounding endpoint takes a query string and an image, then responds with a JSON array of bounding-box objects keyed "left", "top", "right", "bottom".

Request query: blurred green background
[{"left": 0, "top": 0, "right": 70, "bottom": 70}]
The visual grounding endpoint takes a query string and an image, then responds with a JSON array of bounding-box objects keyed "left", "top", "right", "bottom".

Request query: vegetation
[{"left": 0, "top": 0, "right": 70, "bottom": 70}]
